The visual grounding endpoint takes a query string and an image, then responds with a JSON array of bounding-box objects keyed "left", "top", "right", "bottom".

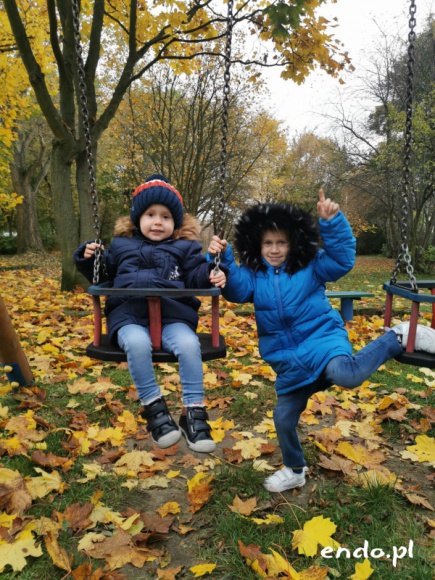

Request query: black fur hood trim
[{"left": 234, "top": 203, "right": 320, "bottom": 274}]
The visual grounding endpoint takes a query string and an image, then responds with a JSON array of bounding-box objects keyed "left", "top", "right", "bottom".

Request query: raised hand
[
  {"left": 317, "top": 189, "right": 340, "bottom": 221},
  {"left": 207, "top": 235, "right": 228, "bottom": 256}
]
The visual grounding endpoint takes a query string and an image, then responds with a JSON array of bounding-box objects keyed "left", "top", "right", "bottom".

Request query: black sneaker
[
  {"left": 140, "top": 397, "right": 181, "bottom": 448},
  {"left": 179, "top": 406, "right": 216, "bottom": 453}
]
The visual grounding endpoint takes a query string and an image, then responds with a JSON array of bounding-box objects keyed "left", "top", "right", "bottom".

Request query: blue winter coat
[
  {"left": 74, "top": 218, "right": 217, "bottom": 344},
  {"left": 220, "top": 211, "right": 356, "bottom": 395}
]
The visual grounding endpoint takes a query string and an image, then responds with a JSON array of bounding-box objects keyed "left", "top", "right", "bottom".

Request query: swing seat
[
  {"left": 86, "top": 283, "right": 226, "bottom": 362},
  {"left": 383, "top": 280, "right": 435, "bottom": 368}
]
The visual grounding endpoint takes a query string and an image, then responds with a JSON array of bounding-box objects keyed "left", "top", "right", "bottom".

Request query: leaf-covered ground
[{"left": 0, "top": 253, "right": 434, "bottom": 579}]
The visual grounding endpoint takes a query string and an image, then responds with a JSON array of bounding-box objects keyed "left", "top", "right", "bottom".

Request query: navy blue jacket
[{"left": 74, "top": 219, "right": 217, "bottom": 344}]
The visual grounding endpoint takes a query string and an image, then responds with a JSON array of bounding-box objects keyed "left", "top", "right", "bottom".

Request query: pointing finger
[{"left": 318, "top": 189, "right": 325, "bottom": 203}]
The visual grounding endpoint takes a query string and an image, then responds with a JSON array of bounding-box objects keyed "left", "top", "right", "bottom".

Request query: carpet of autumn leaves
[{"left": 0, "top": 253, "right": 434, "bottom": 580}]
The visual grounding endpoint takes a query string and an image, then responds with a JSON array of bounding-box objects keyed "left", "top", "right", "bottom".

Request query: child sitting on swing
[
  {"left": 74, "top": 174, "right": 226, "bottom": 453},
  {"left": 208, "top": 190, "right": 435, "bottom": 492}
]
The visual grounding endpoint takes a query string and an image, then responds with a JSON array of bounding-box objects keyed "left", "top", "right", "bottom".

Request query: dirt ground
[{"left": 118, "top": 409, "right": 434, "bottom": 579}]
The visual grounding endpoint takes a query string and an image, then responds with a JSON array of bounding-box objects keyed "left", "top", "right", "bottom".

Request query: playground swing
[
  {"left": 382, "top": 0, "right": 435, "bottom": 369},
  {"left": 71, "top": 0, "right": 235, "bottom": 363}
]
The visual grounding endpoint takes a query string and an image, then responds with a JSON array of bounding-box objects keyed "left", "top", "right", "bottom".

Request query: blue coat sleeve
[
  {"left": 73, "top": 241, "right": 112, "bottom": 283},
  {"left": 182, "top": 241, "right": 216, "bottom": 288},
  {"left": 219, "top": 245, "right": 255, "bottom": 303},
  {"left": 314, "top": 211, "right": 356, "bottom": 283}
]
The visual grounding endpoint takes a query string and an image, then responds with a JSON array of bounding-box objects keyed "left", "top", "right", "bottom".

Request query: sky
[{"left": 263, "top": 0, "right": 435, "bottom": 137}]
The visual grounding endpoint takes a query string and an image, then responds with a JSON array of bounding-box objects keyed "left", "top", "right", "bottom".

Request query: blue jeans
[
  {"left": 273, "top": 331, "right": 403, "bottom": 468},
  {"left": 117, "top": 323, "right": 205, "bottom": 406}
]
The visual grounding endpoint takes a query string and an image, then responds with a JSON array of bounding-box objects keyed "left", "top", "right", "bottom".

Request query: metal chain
[
  {"left": 214, "top": 0, "right": 234, "bottom": 274},
  {"left": 71, "top": 0, "right": 105, "bottom": 285},
  {"left": 391, "top": 0, "right": 418, "bottom": 290}
]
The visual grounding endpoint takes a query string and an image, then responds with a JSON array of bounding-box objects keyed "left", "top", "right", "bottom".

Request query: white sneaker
[
  {"left": 263, "top": 466, "right": 308, "bottom": 493},
  {"left": 392, "top": 322, "right": 435, "bottom": 354}
]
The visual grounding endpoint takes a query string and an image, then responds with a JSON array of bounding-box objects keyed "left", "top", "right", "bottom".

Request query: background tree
[
  {"left": 101, "top": 62, "right": 295, "bottom": 240},
  {"left": 325, "top": 19, "right": 434, "bottom": 264},
  {"left": 2, "top": 0, "right": 351, "bottom": 290},
  {"left": 10, "top": 116, "right": 51, "bottom": 253}
]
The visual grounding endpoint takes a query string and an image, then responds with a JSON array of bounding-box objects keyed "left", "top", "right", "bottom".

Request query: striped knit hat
[{"left": 130, "top": 174, "right": 184, "bottom": 229}]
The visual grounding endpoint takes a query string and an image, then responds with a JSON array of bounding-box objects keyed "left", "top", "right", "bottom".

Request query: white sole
[
  {"left": 180, "top": 427, "right": 216, "bottom": 453},
  {"left": 152, "top": 428, "right": 181, "bottom": 449}
]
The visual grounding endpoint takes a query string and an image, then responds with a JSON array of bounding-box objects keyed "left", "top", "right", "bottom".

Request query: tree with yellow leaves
[{"left": 2, "top": 0, "right": 352, "bottom": 290}]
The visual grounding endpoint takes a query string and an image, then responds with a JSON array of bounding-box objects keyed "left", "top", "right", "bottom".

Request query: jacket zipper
[{"left": 273, "top": 268, "right": 312, "bottom": 372}]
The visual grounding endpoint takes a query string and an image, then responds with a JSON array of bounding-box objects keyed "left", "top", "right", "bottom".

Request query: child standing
[
  {"left": 208, "top": 190, "right": 435, "bottom": 492},
  {"left": 74, "top": 174, "right": 226, "bottom": 453}
]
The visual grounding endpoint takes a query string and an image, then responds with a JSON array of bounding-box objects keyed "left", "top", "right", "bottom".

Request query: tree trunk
[
  {"left": 51, "top": 141, "right": 80, "bottom": 291},
  {"left": 76, "top": 143, "right": 101, "bottom": 242},
  {"left": 15, "top": 187, "right": 45, "bottom": 253}
]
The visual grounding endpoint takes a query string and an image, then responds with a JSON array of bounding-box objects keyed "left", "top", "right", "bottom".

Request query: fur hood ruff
[
  {"left": 235, "top": 203, "right": 319, "bottom": 275},
  {"left": 113, "top": 214, "right": 201, "bottom": 241}
]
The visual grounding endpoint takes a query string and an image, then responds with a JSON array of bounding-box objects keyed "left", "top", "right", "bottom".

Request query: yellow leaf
[
  {"left": 405, "top": 435, "right": 435, "bottom": 465},
  {"left": 25, "top": 468, "right": 63, "bottom": 499},
  {"left": 0, "top": 536, "right": 43, "bottom": 572},
  {"left": 203, "top": 372, "right": 217, "bottom": 385},
  {"left": 190, "top": 563, "right": 216, "bottom": 577},
  {"left": 166, "top": 470, "right": 181, "bottom": 478},
  {"left": 157, "top": 502, "right": 181, "bottom": 517},
  {"left": 350, "top": 558, "right": 375, "bottom": 580},
  {"left": 44, "top": 531, "right": 71, "bottom": 572},
  {"left": 233, "top": 437, "right": 269, "bottom": 459},
  {"left": 269, "top": 549, "right": 300, "bottom": 579},
  {"left": 292, "top": 515, "right": 340, "bottom": 556},
  {"left": 250, "top": 514, "right": 284, "bottom": 525}
]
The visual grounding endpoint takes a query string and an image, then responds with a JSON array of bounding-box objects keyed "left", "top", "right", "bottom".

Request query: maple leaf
[
  {"left": 350, "top": 558, "right": 375, "bottom": 580},
  {"left": 233, "top": 437, "right": 269, "bottom": 459},
  {"left": 31, "top": 450, "right": 73, "bottom": 471},
  {"left": 254, "top": 415, "right": 276, "bottom": 437},
  {"left": 207, "top": 416, "right": 234, "bottom": 442},
  {"left": 0, "top": 468, "right": 33, "bottom": 515},
  {"left": 317, "top": 454, "right": 357, "bottom": 476},
  {"left": 292, "top": 515, "right": 340, "bottom": 556},
  {"left": 113, "top": 450, "right": 155, "bottom": 475},
  {"left": 187, "top": 473, "right": 213, "bottom": 513},
  {"left": 403, "top": 492, "right": 434, "bottom": 511},
  {"left": 405, "top": 435, "right": 435, "bottom": 465},
  {"left": 78, "top": 527, "right": 158, "bottom": 570},
  {"left": 228, "top": 495, "right": 257, "bottom": 516},
  {"left": 25, "top": 468, "right": 64, "bottom": 499},
  {"left": 60, "top": 502, "right": 95, "bottom": 531},
  {"left": 156, "top": 565, "right": 183, "bottom": 579},
  {"left": 358, "top": 468, "right": 398, "bottom": 488},
  {"left": 335, "top": 442, "right": 386, "bottom": 468},
  {"left": 0, "top": 533, "right": 43, "bottom": 573},
  {"left": 238, "top": 540, "right": 300, "bottom": 579}
]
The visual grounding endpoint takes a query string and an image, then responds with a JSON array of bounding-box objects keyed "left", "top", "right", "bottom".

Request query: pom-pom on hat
[{"left": 130, "top": 174, "right": 184, "bottom": 229}]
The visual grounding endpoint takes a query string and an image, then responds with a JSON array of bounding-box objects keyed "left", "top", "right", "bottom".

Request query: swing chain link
[
  {"left": 72, "top": 0, "right": 105, "bottom": 285},
  {"left": 214, "top": 0, "right": 234, "bottom": 275},
  {"left": 391, "top": 0, "right": 418, "bottom": 291}
]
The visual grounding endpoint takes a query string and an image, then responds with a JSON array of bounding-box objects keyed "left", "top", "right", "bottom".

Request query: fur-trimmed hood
[
  {"left": 113, "top": 213, "right": 201, "bottom": 241},
  {"left": 234, "top": 203, "right": 319, "bottom": 274}
]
